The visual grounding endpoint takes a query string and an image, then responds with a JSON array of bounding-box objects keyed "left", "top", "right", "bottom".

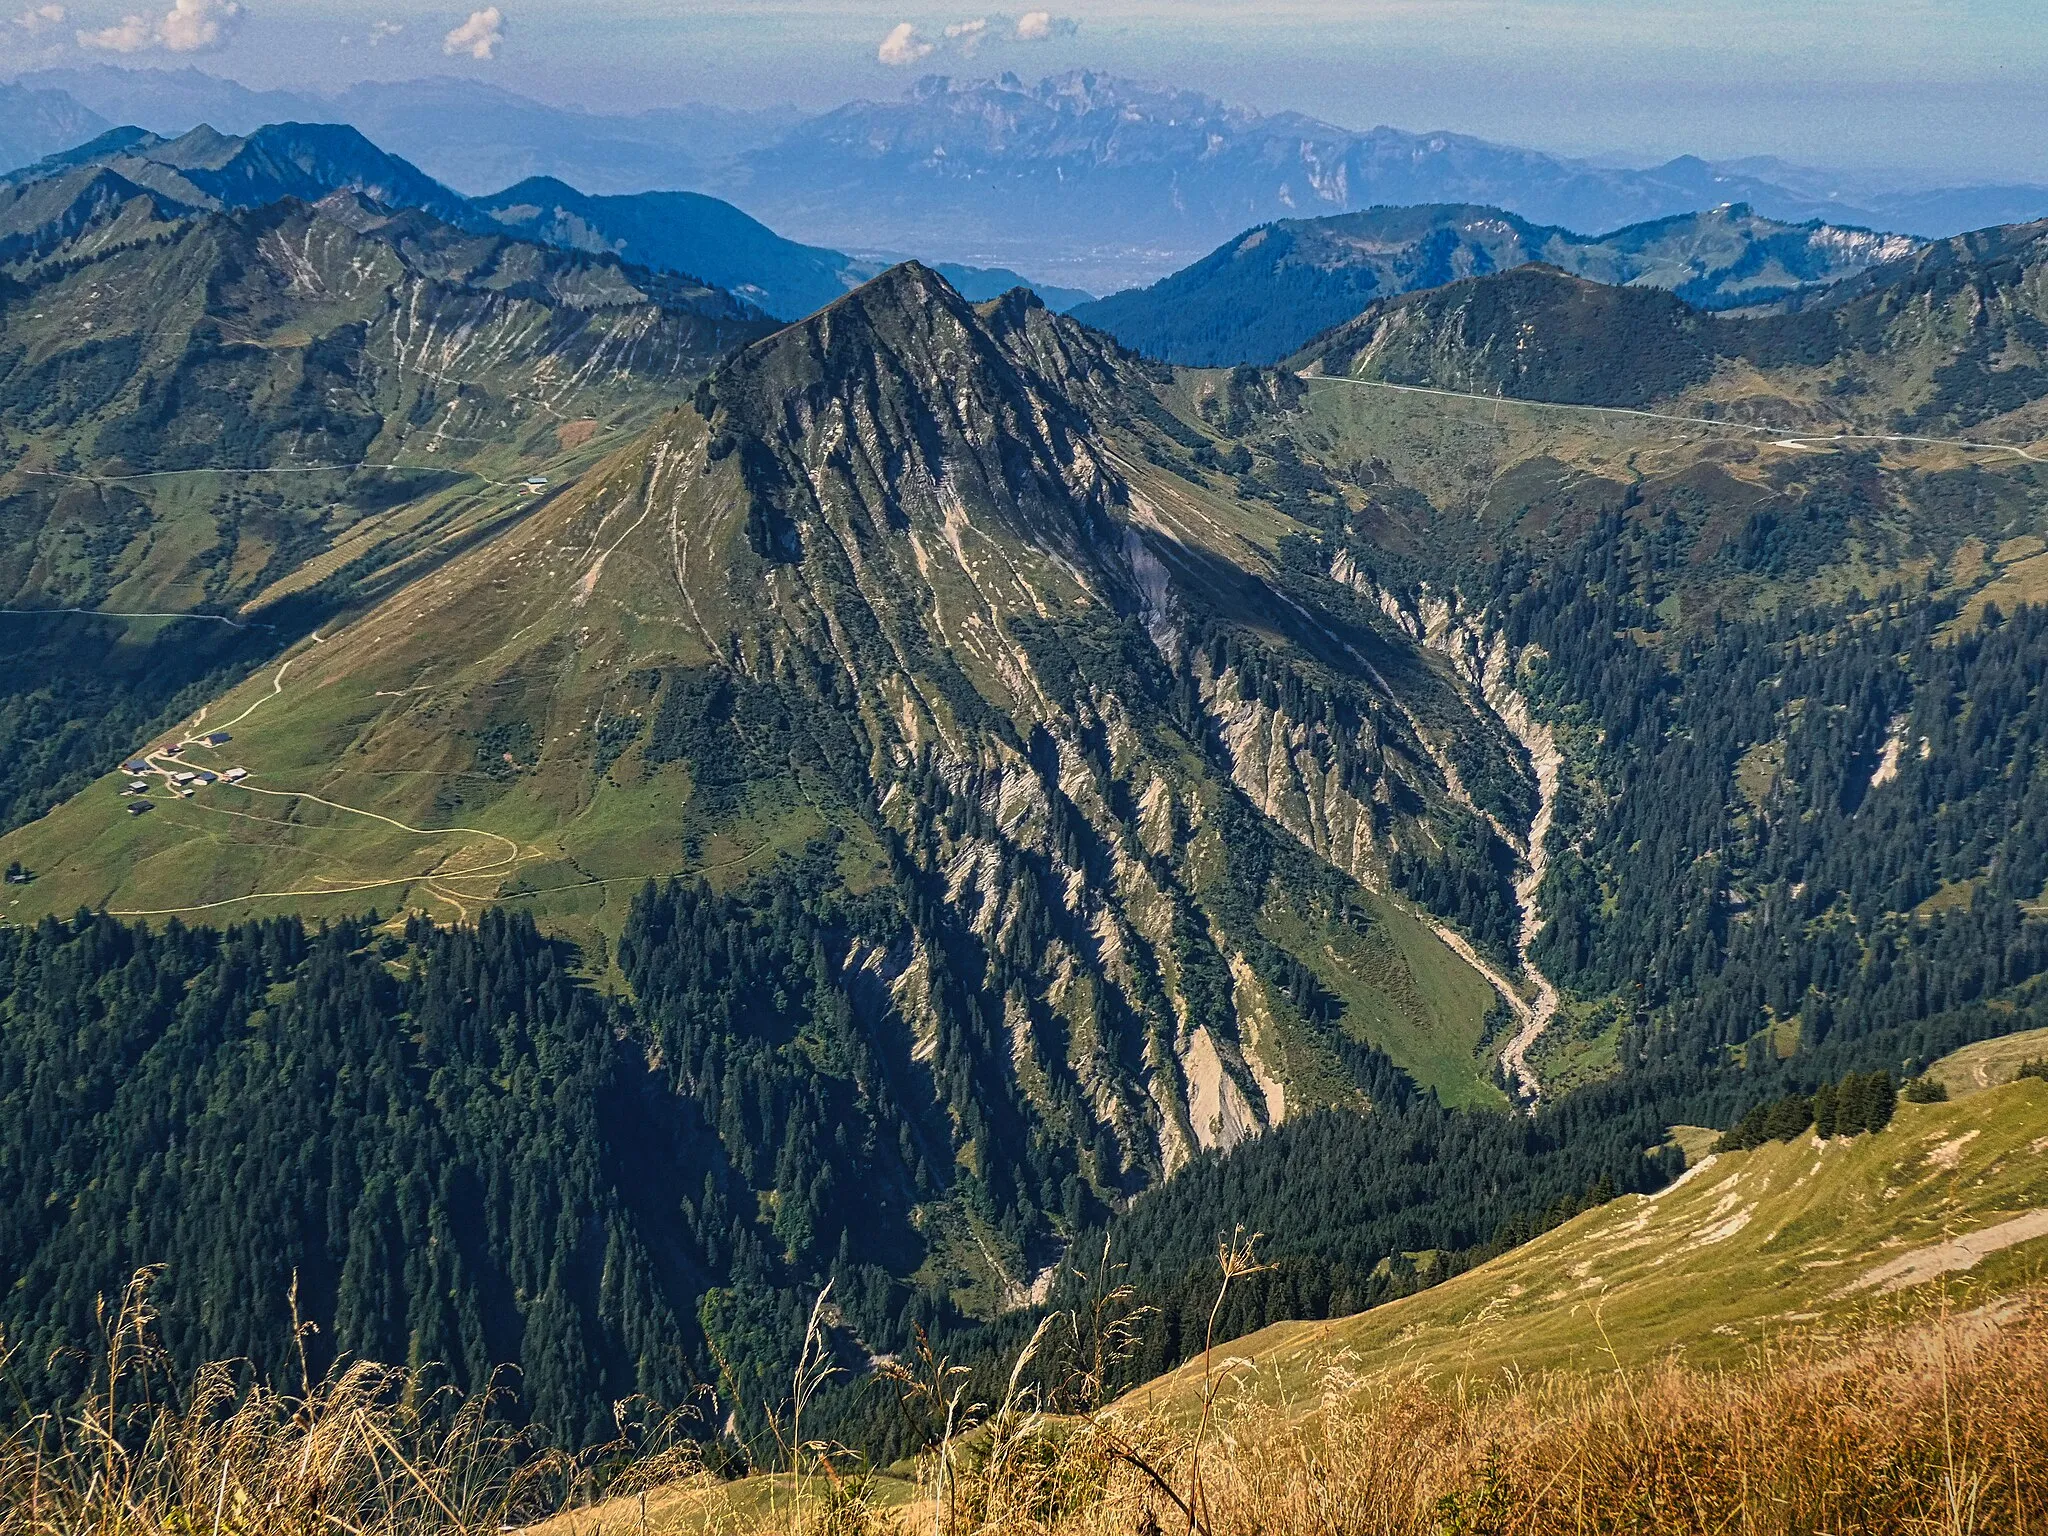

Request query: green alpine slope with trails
[{"left": 0, "top": 186, "right": 774, "bottom": 834}]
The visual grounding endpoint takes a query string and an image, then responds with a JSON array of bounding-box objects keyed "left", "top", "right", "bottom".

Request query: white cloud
[
  {"left": 76, "top": 0, "right": 236, "bottom": 51},
  {"left": 876, "top": 20, "right": 932, "bottom": 67},
  {"left": 78, "top": 11, "right": 151, "bottom": 48},
  {"left": 1015, "top": 10, "right": 1076, "bottom": 42},
  {"left": 156, "top": 0, "right": 237, "bottom": 51},
  {"left": 443, "top": 5, "right": 503, "bottom": 59},
  {"left": 368, "top": 17, "right": 402, "bottom": 44},
  {"left": 13, "top": 3, "right": 64, "bottom": 32},
  {"left": 944, "top": 16, "right": 987, "bottom": 53}
]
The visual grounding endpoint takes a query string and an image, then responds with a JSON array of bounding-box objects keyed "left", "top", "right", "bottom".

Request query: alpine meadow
[{"left": 1, "top": 7, "right": 2046, "bottom": 1533}]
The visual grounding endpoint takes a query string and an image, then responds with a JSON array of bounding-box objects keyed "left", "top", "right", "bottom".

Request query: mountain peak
[
  {"left": 837, "top": 256, "right": 963, "bottom": 309},
  {"left": 694, "top": 253, "right": 1132, "bottom": 588}
]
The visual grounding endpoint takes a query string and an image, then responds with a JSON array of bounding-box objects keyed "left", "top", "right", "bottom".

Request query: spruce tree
[
  {"left": 1812, "top": 1079, "right": 1838, "bottom": 1139},
  {"left": 1762, "top": 1094, "right": 1813, "bottom": 1143},
  {"left": 1834, "top": 1073, "right": 1869, "bottom": 1136},
  {"left": 1864, "top": 1072, "right": 1897, "bottom": 1132}
]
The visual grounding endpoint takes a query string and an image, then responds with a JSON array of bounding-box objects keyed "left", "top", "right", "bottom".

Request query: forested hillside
[{"left": 0, "top": 897, "right": 1681, "bottom": 1455}]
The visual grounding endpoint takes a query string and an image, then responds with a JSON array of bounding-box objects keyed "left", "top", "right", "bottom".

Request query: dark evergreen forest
[
  {"left": 1492, "top": 523, "right": 2048, "bottom": 1067},
  {"left": 0, "top": 900, "right": 1660, "bottom": 1454}
]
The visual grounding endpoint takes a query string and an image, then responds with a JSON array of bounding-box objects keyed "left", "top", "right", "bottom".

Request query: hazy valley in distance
[{"left": 3, "top": 16, "right": 2048, "bottom": 1535}]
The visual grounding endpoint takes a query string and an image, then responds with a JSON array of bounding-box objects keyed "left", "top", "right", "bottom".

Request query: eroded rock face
[{"left": 1327, "top": 557, "right": 1565, "bottom": 1098}]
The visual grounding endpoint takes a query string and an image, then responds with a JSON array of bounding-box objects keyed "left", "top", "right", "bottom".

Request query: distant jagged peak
[
  {"left": 145, "top": 121, "right": 244, "bottom": 171},
  {"left": 4, "top": 118, "right": 481, "bottom": 231}
]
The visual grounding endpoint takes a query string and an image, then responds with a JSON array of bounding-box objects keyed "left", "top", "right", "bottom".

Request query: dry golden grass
[
  {"left": 795, "top": 1293, "right": 2048, "bottom": 1536},
  {"left": 0, "top": 1273, "right": 597, "bottom": 1536},
  {"left": 9, "top": 1280, "right": 2048, "bottom": 1535}
]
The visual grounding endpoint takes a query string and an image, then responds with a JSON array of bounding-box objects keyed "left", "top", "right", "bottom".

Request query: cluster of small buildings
[{"left": 120, "top": 731, "right": 247, "bottom": 815}]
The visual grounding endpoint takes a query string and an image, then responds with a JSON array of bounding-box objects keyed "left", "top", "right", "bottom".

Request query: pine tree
[{"left": 1762, "top": 1094, "right": 1812, "bottom": 1143}]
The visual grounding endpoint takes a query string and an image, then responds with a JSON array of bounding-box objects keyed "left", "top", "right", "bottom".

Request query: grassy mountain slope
[
  {"left": 1930, "top": 1026, "right": 2048, "bottom": 1096},
  {"left": 1130, "top": 1068, "right": 2048, "bottom": 1414},
  {"left": 0, "top": 163, "right": 194, "bottom": 268},
  {"left": 0, "top": 188, "right": 772, "bottom": 833},
  {"left": 0, "top": 183, "right": 764, "bottom": 612},
  {"left": 1073, "top": 202, "right": 1918, "bottom": 367}
]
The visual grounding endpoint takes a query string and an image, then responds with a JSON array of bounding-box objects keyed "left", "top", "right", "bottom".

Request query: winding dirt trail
[{"left": 107, "top": 780, "right": 525, "bottom": 919}]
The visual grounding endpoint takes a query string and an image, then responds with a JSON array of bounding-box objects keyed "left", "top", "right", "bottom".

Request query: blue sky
[{"left": 10, "top": 1, "right": 2048, "bottom": 182}]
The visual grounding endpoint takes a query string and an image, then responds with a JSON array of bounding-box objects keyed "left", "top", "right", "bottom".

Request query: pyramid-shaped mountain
[{"left": 5, "top": 264, "right": 1552, "bottom": 1303}]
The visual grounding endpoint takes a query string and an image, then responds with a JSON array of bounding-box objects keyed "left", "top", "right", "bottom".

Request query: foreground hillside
[
  {"left": 5, "top": 1040, "right": 2041, "bottom": 1535},
  {"left": 526, "top": 1060, "right": 2048, "bottom": 1535},
  {"left": 1134, "top": 1069, "right": 2048, "bottom": 1409}
]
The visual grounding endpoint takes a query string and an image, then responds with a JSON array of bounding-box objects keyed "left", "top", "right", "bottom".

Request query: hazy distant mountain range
[
  {"left": 0, "top": 80, "right": 114, "bottom": 175},
  {"left": 7, "top": 66, "right": 790, "bottom": 196},
  {"left": 0, "top": 122, "right": 1091, "bottom": 320},
  {"left": 729, "top": 73, "right": 2048, "bottom": 289},
  {"left": 8, "top": 65, "right": 2047, "bottom": 292},
  {"left": 474, "top": 177, "right": 1095, "bottom": 317},
  {"left": 1, "top": 117, "right": 1926, "bottom": 360}
]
